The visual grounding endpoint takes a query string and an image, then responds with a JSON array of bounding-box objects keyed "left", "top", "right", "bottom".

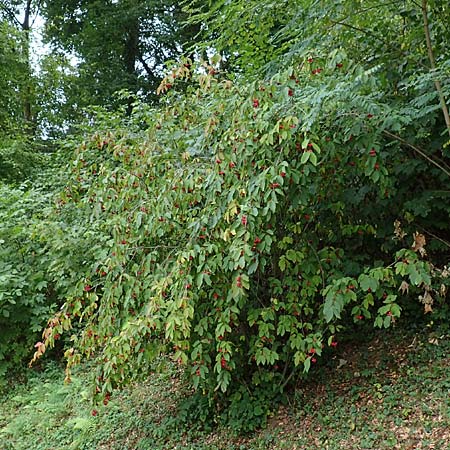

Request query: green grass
[{"left": 2, "top": 324, "right": 450, "bottom": 449}]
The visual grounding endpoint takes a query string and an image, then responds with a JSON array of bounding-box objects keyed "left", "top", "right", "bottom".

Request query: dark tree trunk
[
  {"left": 22, "top": 0, "right": 33, "bottom": 127},
  {"left": 123, "top": 8, "right": 139, "bottom": 115}
]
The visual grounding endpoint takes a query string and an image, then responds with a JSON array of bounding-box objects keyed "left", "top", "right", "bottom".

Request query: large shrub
[{"left": 30, "top": 55, "right": 449, "bottom": 428}]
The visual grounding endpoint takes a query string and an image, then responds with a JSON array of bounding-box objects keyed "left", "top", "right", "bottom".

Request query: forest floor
[{"left": 1, "top": 322, "right": 450, "bottom": 449}]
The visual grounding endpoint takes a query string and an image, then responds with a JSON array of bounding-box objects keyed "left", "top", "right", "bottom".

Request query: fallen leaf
[{"left": 337, "top": 358, "right": 347, "bottom": 369}]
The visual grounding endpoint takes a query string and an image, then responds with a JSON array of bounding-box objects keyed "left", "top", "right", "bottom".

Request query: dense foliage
[
  {"left": 42, "top": 0, "right": 200, "bottom": 110},
  {"left": 0, "top": 0, "right": 449, "bottom": 431}
]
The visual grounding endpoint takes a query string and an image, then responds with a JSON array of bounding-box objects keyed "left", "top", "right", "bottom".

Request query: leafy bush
[
  {"left": 30, "top": 54, "right": 449, "bottom": 429},
  {"left": 0, "top": 153, "right": 82, "bottom": 381},
  {"left": 0, "top": 182, "right": 55, "bottom": 379}
]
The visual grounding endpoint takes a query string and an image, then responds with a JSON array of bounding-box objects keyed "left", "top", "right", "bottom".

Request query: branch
[
  {"left": 328, "top": 19, "right": 387, "bottom": 46},
  {"left": 417, "top": 225, "right": 450, "bottom": 250},
  {"left": 137, "top": 54, "right": 156, "bottom": 80},
  {"left": 383, "top": 130, "right": 450, "bottom": 178},
  {"left": 0, "top": 1, "right": 22, "bottom": 28},
  {"left": 31, "top": 0, "right": 42, "bottom": 28},
  {"left": 421, "top": 0, "right": 450, "bottom": 137}
]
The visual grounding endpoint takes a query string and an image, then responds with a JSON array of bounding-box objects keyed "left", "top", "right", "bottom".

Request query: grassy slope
[{"left": 1, "top": 324, "right": 450, "bottom": 450}]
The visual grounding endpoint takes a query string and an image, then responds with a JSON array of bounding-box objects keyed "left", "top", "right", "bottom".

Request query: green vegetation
[
  {"left": 0, "top": 0, "right": 449, "bottom": 440},
  {"left": 2, "top": 325, "right": 450, "bottom": 449}
]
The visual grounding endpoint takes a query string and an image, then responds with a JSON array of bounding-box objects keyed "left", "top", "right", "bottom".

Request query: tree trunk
[
  {"left": 123, "top": 4, "right": 139, "bottom": 115},
  {"left": 421, "top": 0, "right": 450, "bottom": 137},
  {"left": 22, "top": 0, "right": 33, "bottom": 127}
]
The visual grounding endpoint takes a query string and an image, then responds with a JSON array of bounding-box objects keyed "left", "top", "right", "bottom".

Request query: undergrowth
[{"left": 2, "top": 322, "right": 450, "bottom": 449}]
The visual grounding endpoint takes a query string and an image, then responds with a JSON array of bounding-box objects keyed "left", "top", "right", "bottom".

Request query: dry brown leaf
[
  {"left": 411, "top": 232, "right": 426, "bottom": 256},
  {"left": 394, "top": 220, "right": 407, "bottom": 240},
  {"left": 399, "top": 280, "right": 410, "bottom": 295},
  {"left": 422, "top": 290, "right": 433, "bottom": 314}
]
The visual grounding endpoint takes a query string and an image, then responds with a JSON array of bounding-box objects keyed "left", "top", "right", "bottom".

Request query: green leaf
[{"left": 300, "top": 152, "right": 310, "bottom": 164}]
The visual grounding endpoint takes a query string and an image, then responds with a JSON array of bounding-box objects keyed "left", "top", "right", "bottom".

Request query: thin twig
[
  {"left": 383, "top": 130, "right": 450, "bottom": 178},
  {"left": 417, "top": 225, "right": 450, "bottom": 249},
  {"left": 328, "top": 19, "right": 387, "bottom": 46}
]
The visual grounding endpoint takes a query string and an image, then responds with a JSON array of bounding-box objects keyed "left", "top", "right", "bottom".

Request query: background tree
[
  {"left": 42, "top": 0, "right": 200, "bottom": 112},
  {"left": 0, "top": 0, "right": 41, "bottom": 128}
]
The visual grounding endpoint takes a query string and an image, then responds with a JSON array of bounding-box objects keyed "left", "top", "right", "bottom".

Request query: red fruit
[
  {"left": 229, "top": 162, "right": 235, "bottom": 168},
  {"left": 166, "top": 83, "right": 172, "bottom": 89},
  {"left": 185, "top": 284, "right": 192, "bottom": 289},
  {"left": 367, "top": 113, "right": 373, "bottom": 118},
  {"left": 103, "top": 398, "right": 109, "bottom": 406},
  {"left": 288, "top": 89, "right": 294, "bottom": 97},
  {"left": 271, "top": 183, "right": 280, "bottom": 189},
  {"left": 216, "top": 159, "right": 221, "bottom": 164},
  {"left": 386, "top": 311, "right": 392, "bottom": 316},
  {"left": 374, "top": 163, "right": 380, "bottom": 170},
  {"left": 311, "top": 358, "right": 317, "bottom": 363},
  {"left": 253, "top": 99, "right": 259, "bottom": 108},
  {"left": 369, "top": 148, "right": 377, "bottom": 157},
  {"left": 91, "top": 409, "right": 98, "bottom": 416},
  {"left": 280, "top": 171, "right": 286, "bottom": 177},
  {"left": 213, "top": 292, "right": 219, "bottom": 299},
  {"left": 196, "top": 369, "right": 200, "bottom": 376},
  {"left": 357, "top": 315, "right": 364, "bottom": 320},
  {"left": 254, "top": 237, "right": 262, "bottom": 244},
  {"left": 336, "top": 63, "right": 343, "bottom": 68},
  {"left": 54, "top": 334, "right": 60, "bottom": 340},
  {"left": 331, "top": 341, "right": 338, "bottom": 347},
  {"left": 304, "top": 214, "right": 311, "bottom": 221},
  {"left": 241, "top": 215, "right": 247, "bottom": 226},
  {"left": 221, "top": 357, "right": 227, "bottom": 368},
  {"left": 308, "top": 57, "right": 314, "bottom": 63},
  {"left": 219, "top": 170, "right": 225, "bottom": 175},
  {"left": 309, "top": 348, "right": 316, "bottom": 354},
  {"left": 84, "top": 285, "right": 92, "bottom": 292}
]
